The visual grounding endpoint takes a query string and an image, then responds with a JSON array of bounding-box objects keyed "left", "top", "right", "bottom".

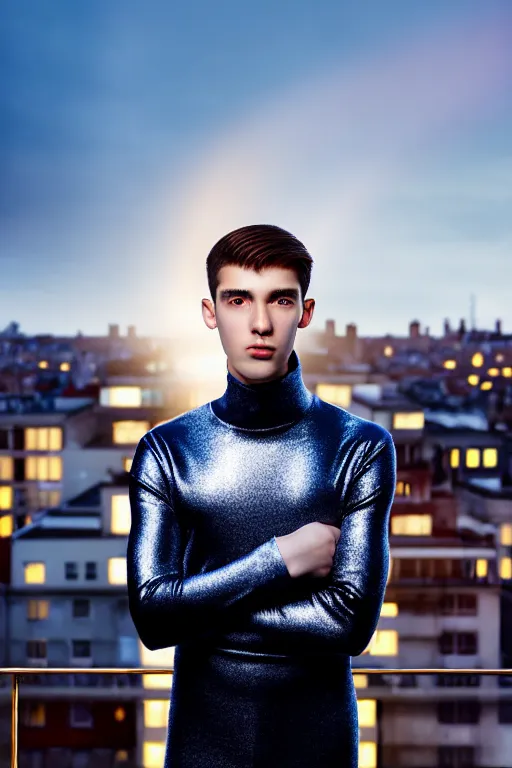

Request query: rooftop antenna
[{"left": 470, "top": 293, "right": 476, "bottom": 331}]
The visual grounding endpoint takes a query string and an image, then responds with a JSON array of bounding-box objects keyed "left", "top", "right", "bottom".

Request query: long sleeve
[
  {"left": 126, "top": 431, "right": 291, "bottom": 651},
  {"left": 225, "top": 428, "right": 396, "bottom": 656}
]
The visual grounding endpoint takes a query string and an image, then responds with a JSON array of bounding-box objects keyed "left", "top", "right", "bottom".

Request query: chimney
[
  {"left": 496, "top": 319, "right": 502, "bottom": 335},
  {"left": 108, "top": 324, "right": 120, "bottom": 339},
  {"left": 346, "top": 323, "right": 357, "bottom": 356},
  {"left": 443, "top": 318, "right": 451, "bottom": 336},
  {"left": 409, "top": 320, "right": 420, "bottom": 339},
  {"left": 325, "top": 320, "right": 336, "bottom": 338},
  {"left": 127, "top": 325, "right": 137, "bottom": 339}
]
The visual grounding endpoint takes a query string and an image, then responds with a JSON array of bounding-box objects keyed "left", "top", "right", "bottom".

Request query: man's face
[{"left": 202, "top": 264, "right": 315, "bottom": 385}]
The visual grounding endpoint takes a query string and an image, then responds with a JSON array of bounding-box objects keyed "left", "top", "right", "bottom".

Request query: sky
[{"left": 1, "top": 0, "right": 512, "bottom": 347}]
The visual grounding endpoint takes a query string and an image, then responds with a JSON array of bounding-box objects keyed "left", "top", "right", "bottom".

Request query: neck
[{"left": 210, "top": 349, "right": 314, "bottom": 430}]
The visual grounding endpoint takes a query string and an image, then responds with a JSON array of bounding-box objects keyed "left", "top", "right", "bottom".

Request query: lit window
[
  {"left": 503, "top": 368, "right": 512, "bottom": 377},
  {"left": 0, "top": 514, "right": 12, "bottom": 537},
  {"left": 27, "top": 600, "right": 49, "bottom": 620},
  {"left": 123, "top": 457, "right": 133, "bottom": 472},
  {"left": 22, "top": 703, "right": 45, "bottom": 727},
  {"left": 140, "top": 643, "right": 175, "bottom": 669},
  {"left": 482, "top": 448, "right": 498, "bottom": 468},
  {"left": 396, "top": 481, "right": 411, "bottom": 496},
  {"left": 24, "top": 562, "right": 45, "bottom": 584},
  {"left": 500, "top": 558, "right": 512, "bottom": 579},
  {"left": 115, "top": 751, "right": 129, "bottom": 762},
  {"left": 25, "top": 427, "right": 62, "bottom": 451},
  {"left": 143, "top": 742, "right": 166, "bottom": 768},
  {"left": 383, "top": 346, "right": 393, "bottom": 357},
  {"left": 114, "top": 706, "right": 126, "bottom": 722},
  {"left": 38, "top": 361, "right": 48, "bottom": 369},
  {"left": 60, "top": 362, "right": 70, "bottom": 371},
  {"left": 25, "top": 456, "right": 62, "bottom": 481},
  {"left": 144, "top": 700, "right": 170, "bottom": 728},
  {"left": 500, "top": 524, "right": 512, "bottom": 546},
  {"left": 38, "top": 489, "right": 61, "bottom": 508},
  {"left": 487, "top": 368, "right": 500, "bottom": 377},
  {"left": 466, "top": 449, "right": 480, "bottom": 468},
  {"left": 113, "top": 421, "right": 149, "bottom": 445},
  {"left": 316, "top": 384, "right": 351, "bottom": 408},
  {"left": 357, "top": 699, "right": 376, "bottom": 727},
  {"left": 450, "top": 448, "right": 460, "bottom": 468},
  {"left": 0, "top": 487, "right": 12, "bottom": 510},
  {"left": 108, "top": 557, "right": 127, "bottom": 585},
  {"left": 471, "top": 352, "right": 484, "bottom": 367},
  {"left": 368, "top": 629, "right": 398, "bottom": 656},
  {"left": 101, "top": 386, "right": 143, "bottom": 407},
  {"left": 392, "top": 412, "right": 424, "bottom": 429},
  {"left": 391, "top": 514, "right": 432, "bottom": 536},
  {"left": 0, "top": 457, "right": 13, "bottom": 480},
  {"left": 359, "top": 742, "right": 377, "bottom": 768},
  {"left": 496, "top": 354, "right": 504, "bottom": 363},
  {"left": 480, "top": 381, "right": 493, "bottom": 390},
  {"left": 143, "top": 674, "right": 172, "bottom": 690},
  {"left": 111, "top": 495, "right": 131, "bottom": 535},
  {"left": 353, "top": 674, "right": 368, "bottom": 689},
  {"left": 475, "top": 559, "right": 488, "bottom": 577},
  {"left": 380, "top": 602, "right": 398, "bottom": 617},
  {"left": 467, "top": 374, "right": 479, "bottom": 386},
  {"left": 443, "top": 360, "right": 456, "bottom": 370}
]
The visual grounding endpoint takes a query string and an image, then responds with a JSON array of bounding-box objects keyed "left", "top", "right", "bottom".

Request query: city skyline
[{"left": 2, "top": 1, "right": 512, "bottom": 340}]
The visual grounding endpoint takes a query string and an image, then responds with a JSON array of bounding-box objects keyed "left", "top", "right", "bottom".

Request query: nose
[{"left": 250, "top": 301, "right": 273, "bottom": 336}]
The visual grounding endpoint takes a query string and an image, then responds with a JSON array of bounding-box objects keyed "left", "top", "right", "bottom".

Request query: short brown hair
[{"left": 206, "top": 224, "right": 313, "bottom": 304}]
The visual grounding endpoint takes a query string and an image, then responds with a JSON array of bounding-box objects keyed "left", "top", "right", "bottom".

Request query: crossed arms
[{"left": 126, "top": 428, "right": 396, "bottom": 655}]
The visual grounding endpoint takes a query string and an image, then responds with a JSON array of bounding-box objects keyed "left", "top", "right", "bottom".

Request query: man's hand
[{"left": 275, "top": 522, "right": 341, "bottom": 579}]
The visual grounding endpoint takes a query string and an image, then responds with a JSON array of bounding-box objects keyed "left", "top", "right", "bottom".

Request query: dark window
[
  {"left": 438, "top": 632, "right": 478, "bottom": 655},
  {"left": 65, "top": 562, "right": 78, "bottom": 580},
  {"left": 457, "top": 594, "right": 477, "bottom": 615},
  {"left": 437, "top": 700, "right": 480, "bottom": 724},
  {"left": 499, "top": 700, "right": 512, "bottom": 723},
  {"left": 0, "top": 429, "right": 8, "bottom": 450},
  {"left": 440, "top": 594, "right": 455, "bottom": 614},
  {"left": 26, "top": 640, "right": 47, "bottom": 659},
  {"left": 72, "top": 599, "right": 90, "bottom": 618},
  {"left": 438, "top": 745, "right": 475, "bottom": 767},
  {"left": 434, "top": 559, "right": 451, "bottom": 578},
  {"left": 14, "top": 459, "right": 25, "bottom": 482},
  {"left": 458, "top": 632, "right": 478, "bottom": 654},
  {"left": 436, "top": 673, "right": 480, "bottom": 687},
  {"left": 13, "top": 428, "right": 24, "bottom": 450},
  {"left": 72, "top": 640, "right": 91, "bottom": 658},
  {"left": 85, "top": 561, "right": 97, "bottom": 580},
  {"left": 439, "top": 632, "right": 456, "bottom": 654},
  {"left": 400, "top": 559, "right": 417, "bottom": 578}
]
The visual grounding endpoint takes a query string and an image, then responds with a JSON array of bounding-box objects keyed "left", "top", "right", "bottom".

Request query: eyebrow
[{"left": 219, "top": 288, "right": 300, "bottom": 301}]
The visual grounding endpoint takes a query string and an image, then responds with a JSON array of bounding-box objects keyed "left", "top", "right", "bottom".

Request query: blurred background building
[{"left": 2, "top": 318, "right": 512, "bottom": 766}]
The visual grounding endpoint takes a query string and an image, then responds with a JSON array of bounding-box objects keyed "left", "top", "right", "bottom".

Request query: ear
[
  {"left": 201, "top": 298, "right": 217, "bottom": 330},
  {"left": 298, "top": 298, "right": 315, "bottom": 329}
]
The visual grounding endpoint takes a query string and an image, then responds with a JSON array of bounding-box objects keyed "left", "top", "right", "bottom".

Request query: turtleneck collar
[{"left": 210, "top": 349, "right": 314, "bottom": 430}]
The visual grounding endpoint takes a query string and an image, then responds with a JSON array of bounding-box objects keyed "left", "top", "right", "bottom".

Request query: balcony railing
[{"left": 2, "top": 666, "right": 512, "bottom": 768}]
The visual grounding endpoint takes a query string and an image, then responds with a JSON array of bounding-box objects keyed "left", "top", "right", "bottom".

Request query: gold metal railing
[{"left": 3, "top": 666, "right": 512, "bottom": 768}]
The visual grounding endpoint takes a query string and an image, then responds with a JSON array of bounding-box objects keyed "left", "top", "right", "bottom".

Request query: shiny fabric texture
[{"left": 127, "top": 349, "right": 397, "bottom": 767}]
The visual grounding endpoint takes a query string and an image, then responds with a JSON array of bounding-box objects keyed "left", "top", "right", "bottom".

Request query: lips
[{"left": 247, "top": 345, "right": 275, "bottom": 351}]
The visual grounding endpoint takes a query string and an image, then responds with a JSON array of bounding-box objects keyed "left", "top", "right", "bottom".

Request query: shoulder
[
  {"left": 131, "top": 404, "right": 210, "bottom": 476},
  {"left": 148, "top": 403, "right": 210, "bottom": 445},
  {"left": 314, "top": 396, "right": 394, "bottom": 449}
]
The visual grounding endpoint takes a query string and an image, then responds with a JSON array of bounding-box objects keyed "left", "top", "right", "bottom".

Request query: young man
[{"left": 127, "top": 224, "right": 396, "bottom": 767}]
